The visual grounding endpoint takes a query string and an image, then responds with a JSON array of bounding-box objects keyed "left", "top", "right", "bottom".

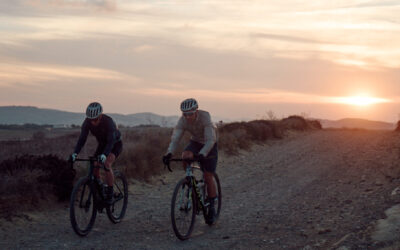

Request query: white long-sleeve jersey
[{"left": 167, "top": 110, "right": 217, "bottom": 156}]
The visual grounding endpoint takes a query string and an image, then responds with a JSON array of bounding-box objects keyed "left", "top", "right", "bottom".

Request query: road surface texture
[{"left": 2, "top": 130, "right": 400, "bottom": 249}]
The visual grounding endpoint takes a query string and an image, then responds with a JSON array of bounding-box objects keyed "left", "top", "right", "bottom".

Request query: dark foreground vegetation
[
  {"left": 396, "top": 121, "right": 400, "bottom": 131},
  {"left": 0, "top": 116, "right": 320, "bottom": 219}
]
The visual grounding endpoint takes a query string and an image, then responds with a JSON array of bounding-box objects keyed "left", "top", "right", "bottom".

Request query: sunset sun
[{"left": 335, "top": 95, "right": 390, "bottom": 107}]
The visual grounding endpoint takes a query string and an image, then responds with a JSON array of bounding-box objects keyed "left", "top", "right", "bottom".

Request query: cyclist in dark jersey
[{"left": 70, "top": 102, "right": 122, "bottom": 204}]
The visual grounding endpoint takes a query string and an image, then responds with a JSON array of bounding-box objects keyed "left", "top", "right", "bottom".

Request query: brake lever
[
  {"left": 164, "top": 162, "right": 173, "bottom": 172},
  {"left": 68, "top": 159, "right": 74, "bottom": 169}
]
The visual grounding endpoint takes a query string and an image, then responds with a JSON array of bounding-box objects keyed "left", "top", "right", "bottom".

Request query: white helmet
[
  {"left": 180, "top": 98, "right": 198, "bottom": 113},
  {"left": 86, "top": 102, "right": 103, "bottom": 119}
]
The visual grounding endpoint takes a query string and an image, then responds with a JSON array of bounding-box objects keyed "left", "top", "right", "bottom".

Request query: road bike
[
  {"left": 165, "top": 157, "right": 222, "bottom": 240},
  {"left": 69, "top": 157, "right": 128, "bottom": 236}
]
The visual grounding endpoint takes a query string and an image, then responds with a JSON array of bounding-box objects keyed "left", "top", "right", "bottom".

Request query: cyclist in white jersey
[{"left": 163, "top": 98, "right": 218, "bottom": 224}]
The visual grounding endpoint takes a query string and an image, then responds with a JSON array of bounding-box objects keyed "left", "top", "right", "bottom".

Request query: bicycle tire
[
  {"left": 70, "top": 176, "right": 97, "bottom": 236},
  {"left": 204, "top": 173, "right": 222, "bottom": 225},
  {"left": 171, "top": 177, "right": 196, "bottom": 240},
  {"left": 106, "top": 170, "right": 128, "bottom": 223}
]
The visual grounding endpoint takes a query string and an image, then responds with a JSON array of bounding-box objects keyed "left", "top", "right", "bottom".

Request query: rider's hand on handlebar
[
  {"left": 198, "top": 154, "right": 205, "bottom": 162},
  {"left": 98, "top": 154, "right": 107, "bottom": 164},
  {"left": 69, "top": 153, "right": 77, "bottom": 162},
  {"left": 163, "top": 153, "right": 172, "bottom": 165}
]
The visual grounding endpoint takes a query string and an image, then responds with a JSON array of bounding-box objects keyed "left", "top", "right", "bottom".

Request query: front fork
[
  {"left": 90, "top": 176, "right": 107, "bottom": 212},
  {"left": 184, "top": 166, "right": 207, "bottom": 215}
]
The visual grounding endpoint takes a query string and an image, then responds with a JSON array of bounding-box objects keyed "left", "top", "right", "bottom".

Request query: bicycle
[
  {"left": 165, "top": 157, "right": 222, "bottom": 240},
  {"left": 69, "top": 157, "right": 128, "bottom": 236}
]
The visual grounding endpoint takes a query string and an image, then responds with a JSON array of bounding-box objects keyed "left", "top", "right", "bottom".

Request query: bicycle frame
[
  {"left": 186, "top": 164, "right": 206, "bottom": 212},
  {"left": 74, "top": 157, "right": 108, "bottom": 210},
  {"left": 70, "top": 156, "right": 128, "bottom": 236},
  {"left": 168, "top": 156, "right": 221, "bottom": 240},
  {"left": 75, "top": 157, "right": 104, "bottom": 178},
  {"left": 169, "top": 159, "right": 208, "bottom": 214}
]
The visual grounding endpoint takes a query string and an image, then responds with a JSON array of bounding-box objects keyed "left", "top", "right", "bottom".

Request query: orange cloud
[
  {"left": 0, "top": 61, "right": 135, "bottom": 86},
  {"left": 25, "top": 0, "right": 117, "bottom": 11},
  {"left": 129, "top": 87, "right": 334, "bottom": 104}
]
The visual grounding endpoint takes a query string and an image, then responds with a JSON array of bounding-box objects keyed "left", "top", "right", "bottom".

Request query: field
[
  {"left": 2, "top": 117, "right": 400, "bottom": 249},
  {"left": 0, "top": 116, "right": 314, "bottom": 218}
]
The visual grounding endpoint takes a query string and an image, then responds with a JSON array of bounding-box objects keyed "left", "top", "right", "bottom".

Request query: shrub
[
  {"left": 31, "top": 131, "right": 46, "bottom": 140},
  {"left": 281, "top": 115, "right": 309, "bottom": 130},
  {"left": 247, "top": 120, "right": 274, "bottom": 141},
  {"left": 218, "top": 119, "right": 284, "bottom": 154},
  {"left": 218, "top": 128, "right": 250, "bottom": 155},
  {"left": 280, "top": 115, "right": 321, "bottom": 131},
  {"left": 0, "top": 116, "right": 325, "bottom": 218},
  {"left": 308, "top": 120, "right": 322, "bottom": 129},
  {"left": 0, "top": 155, "right": 75, "bottom": 219},
  {"left": 116, "top": 127, "right": 187, "bottom": 180}
]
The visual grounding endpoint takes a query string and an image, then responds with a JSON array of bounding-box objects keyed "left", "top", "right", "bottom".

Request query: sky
[{"left": 1, "top": 0, "right": 400, "bottom": 122}]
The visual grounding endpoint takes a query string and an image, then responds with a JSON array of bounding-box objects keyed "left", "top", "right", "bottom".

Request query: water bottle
[{"left": 198, "top": 180, "right": 205, "bottom": 204}]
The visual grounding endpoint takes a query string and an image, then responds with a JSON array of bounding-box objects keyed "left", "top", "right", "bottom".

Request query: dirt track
[{"left": 2, "top": 130, "right": 400, "bottom": 249}]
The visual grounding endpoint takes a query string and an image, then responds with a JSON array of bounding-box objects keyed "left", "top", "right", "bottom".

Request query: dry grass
[
  {"left": 116, "top": 127, "right": 187, "bottom": 181},
  {"left": 0, "top": 116, "right": 321, "bottom": 217},
  {"left": 0, "top": 155, "right": 75, "bottom": 219},
  {"left": 218, "top": 120, "right": 278, "bottom": 154},
  {"left": 282, "top": 115, "right": 311, "bottom": 130},
  {"left": 217, "top": 117, "right": 314, "bottom": 155}
]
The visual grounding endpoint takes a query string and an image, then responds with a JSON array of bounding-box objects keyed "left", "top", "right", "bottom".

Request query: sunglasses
[
  {"left": 90, "top": 117, "right": 100, "bottom": 123},
  {"left": 183, "top": 112, "right": 196, "bottom": 117}
]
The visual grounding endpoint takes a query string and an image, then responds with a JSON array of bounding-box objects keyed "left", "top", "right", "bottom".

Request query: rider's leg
[
  {"left": 203, "top": 143, "right": 218, "bottom": 224},
  {"left": 104, "top": 153, "right": 116, "bottom": 186},
  {"left": 93, "top": 144, "right": 104, "bottom": 180},
  {"left": 181, "top": 150, "right": 193, "bottom": 170},
  {"left": 104, "top": 141, "right": 122, "bottom": 203},
  {"left": 204, "top": 171, "right": 216, "bottom": 198},
  {"left": 104, "top": 153, "right": 116, "bottom": 204},
  {"left": 203, "top": 142, "right": 218, "bottom": 199},
  {"left": 93, "top": 162, "right": 101, "bottom": 179},
  {"left": 204, "top": 170, "right": 217, "bottom": 224}
]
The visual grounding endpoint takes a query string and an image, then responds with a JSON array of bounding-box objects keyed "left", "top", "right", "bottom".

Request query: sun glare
[{"left": 335, "top": 95, "right": 390, "bottom": 106}]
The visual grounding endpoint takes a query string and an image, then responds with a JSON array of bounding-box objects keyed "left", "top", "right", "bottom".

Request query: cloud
[
  {"left": 3, "top": 35, "right": 399, "bottom": 98},
  {"left": 0, "top": 0, "right": 400, "bottom": 122},
  {"left": 25, "top": 0, "right": 117, "bottom": 11},
  {"left": 349, "top": 0, "right": 400, "bottom": 8},
  {"left": 132, "top": 45, "right": 156, "bottom": 53},
  {"left": 2, "top": 0, "right": 400, "bottom": 69},
  {"left": 0, "top": 0, "right": 117, "bottom": 16},
  {"left": 129, "top": 87, "right": 340, "bottom": 104},
  {"left": 0, "top": 60, "right": 135, "bottom": 87},
  {"left": 251, "top": 33, "right": 326, "bottom": 44}
]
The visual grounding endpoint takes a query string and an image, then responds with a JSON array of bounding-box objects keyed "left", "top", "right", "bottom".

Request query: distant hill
[
  {"left": 0, "top": 106, "right": 180, "bottom": 127},
  {"left": 319, "top": 118, "right": 395, "bottom": 130},
  {"left": 1, "top": 106, "right": 393, "bottom": 130}
]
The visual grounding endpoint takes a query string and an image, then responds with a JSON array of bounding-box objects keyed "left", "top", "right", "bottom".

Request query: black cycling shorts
[
  {"left": 94, "top": 141, "right": 123, "bottom": 158},
  {"left": 184, "top": 140, "right": 218, "bottom": 173}
]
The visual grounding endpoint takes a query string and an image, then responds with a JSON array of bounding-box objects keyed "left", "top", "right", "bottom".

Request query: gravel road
[{"left": 2, "top": 130, "right": 400, "bottom": 249}]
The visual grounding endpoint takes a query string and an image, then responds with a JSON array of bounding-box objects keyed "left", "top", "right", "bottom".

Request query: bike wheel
[
  {"left": 70, "top": 176, "right": 97, "bottom": 236},
  {"left": 204, "top": 173, "right": 222, "bottom": 225},
  {"left": 171, "top": 178, "right": 196, "bottom": 240},
  {"left": 106, "top": 170, "right": 128, "bottom": 223}
]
